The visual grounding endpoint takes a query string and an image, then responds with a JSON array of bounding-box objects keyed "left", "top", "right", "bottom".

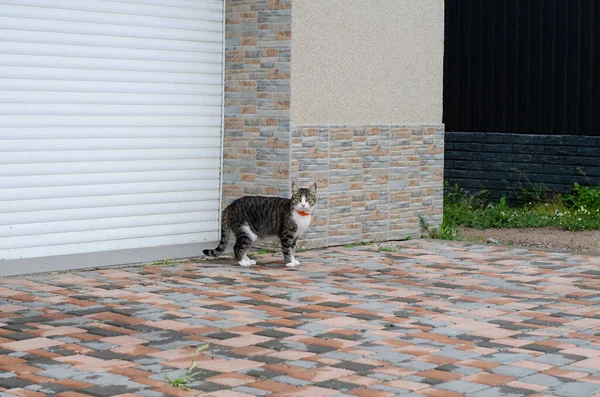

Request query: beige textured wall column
[
  {"left": 291, "top": 0, "right": 444, "bottom": 125},
  {"left": 291, "top": 0, "right": 445, "bottom": 247}
]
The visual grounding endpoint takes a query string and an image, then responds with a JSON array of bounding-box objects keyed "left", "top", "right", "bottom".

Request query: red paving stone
[{"left": 0, "top": 240, "right": 598, "bottom": 396}]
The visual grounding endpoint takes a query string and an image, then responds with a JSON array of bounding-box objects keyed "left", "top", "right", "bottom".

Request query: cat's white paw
[
  {"left": 238, "top": 258, "right": 253, "bottom": 267},
  {"left": 243, "top": 255, "right": 256, "bottom": 265},
  {"left": 285, "top": 262, "right": 297, "bottom": 268},
  {"left": 293, "top": 258, "right": 300, "bottom": 265}
]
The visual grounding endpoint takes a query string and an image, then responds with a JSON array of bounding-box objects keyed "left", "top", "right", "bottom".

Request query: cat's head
[{"left": 291, "top": 182, "right": 317, "bottom": 214}]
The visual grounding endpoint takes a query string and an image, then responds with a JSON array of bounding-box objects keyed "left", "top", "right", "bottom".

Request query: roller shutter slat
[
  {"left": 0, "top": 159, "right": 220, "bottom": 176},
  {"left": 0, "top": 169, "right": 220, "bottom": 188},
  {"left": 0, "top": 0, "right": 223, "bottom": 21},
  {"left": 1, "top": 201, "right": 219, "bottom": 226},
  {"left": 0, "top": 17, "right": 223, "bottom": 42},
  {"left": 0, "top": 104, "right": 221, "bottom": 116},
  {"left": 1, "top": 29, "right": 222, "bottom": 53},
  {"left": 0, "top": 190, "right": 220, "bottom": 213},
  {"left": 0, "top": 92, "right": 222, "bottom": 106},
  {"left": 0, "top": 66, "right": 221, "bottom": 85},
  {"left": 0, "top": 116, "right": 222, "bottom": 128},
  {"left": 2, "top": 233, "right": 216, "bottom": 260},
  {"left": 0, "top": 127, "right": 222, "bottom": 139},
  {"left": 0, "top": 180, "right": 220, "bottom": 201},
  {"left": 0, "top": 43, "right": 223, "bottom": 62},
  {"left": 0, "top": 5, "right": 223, "bottom": 31},
  {"left": 0, "top": 80, "right": 222, "bottom": 95},
  {"left": 0, "top": 138, "right": 221, "bottom": 150},
  {"left": 0, "top": 148, "right": 221, "bottom": 163},
  {"left": 0, "top": 222, "right": 217, "bottom": 250},
  {"left": 86, "top": 0, "right": 223, "bottom": 11},
  {"left": 0, "top": 212, "right": 219, "bottom": 238}
]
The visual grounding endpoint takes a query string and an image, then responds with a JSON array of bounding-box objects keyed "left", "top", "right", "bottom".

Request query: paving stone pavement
[{"left": 0, "top": 240, "right": 599, "bottom": 397}]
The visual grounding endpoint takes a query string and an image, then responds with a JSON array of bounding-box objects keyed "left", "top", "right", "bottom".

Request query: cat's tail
[{"left": 203, "top": 211, "right": 229, "bottom": 258}]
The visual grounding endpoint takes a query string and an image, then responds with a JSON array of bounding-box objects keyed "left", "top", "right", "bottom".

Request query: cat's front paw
[
  {"left": 240, "top": 256, "right": 256, "bottom": 266},
  {"left": 285, "top": 262, "right": 297, "bottom": 268},
  {"left": 239, "top": 258, "right": 253, "bottom": 267},
  {"left": 292, "top": 258, "right": 300, "bottom": 265}
]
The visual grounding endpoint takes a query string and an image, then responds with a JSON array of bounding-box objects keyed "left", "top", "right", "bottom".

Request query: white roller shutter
[{"left": 0, "top": 0, "right": 224, "bottom": 260}]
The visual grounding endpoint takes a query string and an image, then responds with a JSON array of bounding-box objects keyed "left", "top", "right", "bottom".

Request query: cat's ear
[
  {"left": 291, "top": 181, "right": 298, "bottom": 193},
  {"left": 309, "top": 183, "right": 317, "bottom": 194}
]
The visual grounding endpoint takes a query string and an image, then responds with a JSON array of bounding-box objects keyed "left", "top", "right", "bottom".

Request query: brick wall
[
  {"left": 222, "top": 0, "right": 292, "bottom": 206},
  {"left": 222, "top": 0, "right": 445, "bottom": 248},
  {"left": 292, "top": 125, "right": 444, "bottom": 248},
  {"left": 445, "top": 132, "right": 600, "bottom": 199}
]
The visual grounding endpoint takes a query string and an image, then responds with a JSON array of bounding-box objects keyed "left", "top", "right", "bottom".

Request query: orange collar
[{"left": 296, "top": 210, "right": 311, "bottom": 217}]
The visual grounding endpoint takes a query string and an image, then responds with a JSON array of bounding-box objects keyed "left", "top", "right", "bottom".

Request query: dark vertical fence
[{"left": 444, "top": 0, "right": 600, "bottom": 136}]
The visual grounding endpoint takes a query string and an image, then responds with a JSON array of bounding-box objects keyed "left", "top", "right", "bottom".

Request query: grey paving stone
[
  {"left": 531, "top": 353, "right": 577, "bottom": 366},
  {"left": 286, "top": 360, "right": 319, "bottom": 369},
  {"left": 37, "top": 367, "right": 87, "bottom": 380},
  {"left": 438, "top": 364, "right": 483, "bottom": 376},
  {"left": 271, "top": 375, "right": 311, "bottom": 387},
  {"left": 233, "top": 386, "right": 270, "bottom": 396},
  {"left": 481, "top": 353, "right": 533, "bottom": 364},
  {"left": 240, "top": 367, "right": 283, "bottom": 380},
  {"left": 491, "top": 365, "right": 538, "bottom": 378},
  {"left": 519, "top": 373, "right": 563, "bottom": 387},
  {"left": 559, "top": 365, "right": 600, "bottom": 375},
  {"left": 370, "top": 351, "right": 414, "bottom": 364},
  {"left": 132, "top": 390, "right": 169, "bottom": 397},
  {"left": 333, "top": 361, "right": 378, "bottom": 372},
  {"left": 369, "top": 384, "right": 411, "bottom": 394},
  {"left": 432, "top": 326, "right": 469, "bottom": 336},
  {"left": 437, "top": 348, "right": 482, "bottom": 360},
  {"left": 436, "top": 380, "right": 490, "bottom": 393},
  {"left": 305, "top": 344, "right": 337, "bottom": 354},
  {"left": 549, "top": 382, "right": 600, "bottom": 397},
  {"left": 367, "top": 372, "right": 398, "bottom": 381},
  {"left": 314, "top": 379, "right": 359, "bottom": 391},
  {"left": 400, "top": 361, "right": 439, "bottom": 371},
  {"left": 72, "top": 372, "right": 145, "bottom": 388},
  {"left": 82, "top": 385, "right": 146, "bottom": 396},
  {"left": 186, "top": 381, "right": 229, "bottom": 393},
  {"left": 320, "top": 351, "right": 360, "bottom": 361},
  {"left": 0, "top": 377, "right": 31, "bottom": 389},
  {"left": 468, "top": 385, "right": 533, "bottom": 397}
]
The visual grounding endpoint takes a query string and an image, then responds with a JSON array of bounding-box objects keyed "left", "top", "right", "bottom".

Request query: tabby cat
[{"left": 203, "top": 182, "right": 317, "bottom": 267}]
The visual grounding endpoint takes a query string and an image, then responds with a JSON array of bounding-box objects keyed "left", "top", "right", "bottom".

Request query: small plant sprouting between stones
[
  {"left": 151, "top": 259, "right": 176, "bottom": 266},
  {"left": 255, "top": 248, "right": 275, "bottom": 255},
  {"left": 164, "top": 344, "right": 209, "bottom": 390},
  {"left": 420, "top": 216, "right": 458, "bottom": 240},
  {"left": 378, "top": 245, "right": 401, "bottom": 253},
  {"left": 344, "top": 240, "right": 377, "bottom": 249}
]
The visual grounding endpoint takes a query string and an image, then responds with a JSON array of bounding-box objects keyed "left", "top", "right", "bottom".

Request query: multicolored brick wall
[
  {"left": 291, "top": 125, "right": 444, "bottom": 248},
  {"left": 222, "top": 0, "right": 292, "bottom": 206}
]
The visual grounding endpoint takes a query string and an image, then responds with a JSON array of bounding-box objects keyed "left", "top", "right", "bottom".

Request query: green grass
[
  {"left": 344, "top": 240, "right": 377, "bottom": 249},
  {"left": 255, "top": 248, "right": 275, "bottom": 255},
  {"left": 378, "top": 245, "right": 401, "bottom": 253},
  {"left": 151, "top": 259, "right": 176, "bottom": 266},
  {"left": 435, "top": 183, "right": 600, "bottom": 240},
  {"left": 164, "top": 344, "right": 209, "bottom": 390}
]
